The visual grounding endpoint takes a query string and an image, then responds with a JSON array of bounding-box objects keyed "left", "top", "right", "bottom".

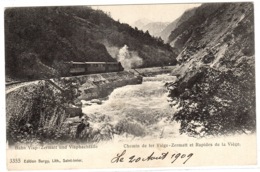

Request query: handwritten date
[{"left": 111, "top": 150, "right": 193, "bottom": 164}]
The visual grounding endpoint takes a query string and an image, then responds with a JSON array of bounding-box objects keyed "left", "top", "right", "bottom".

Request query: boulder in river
[{"left": 90, "top": 99, "right": 102, "bottom": 104}]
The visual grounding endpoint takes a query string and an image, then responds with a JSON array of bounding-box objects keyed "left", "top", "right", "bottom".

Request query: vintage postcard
[{"left": 5, "top": 1, "right": 258, "bottom": 171}]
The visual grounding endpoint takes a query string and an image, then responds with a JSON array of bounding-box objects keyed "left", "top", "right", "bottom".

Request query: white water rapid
[{"left": 82, "top": 74, "right": 181, "bottom": 141}]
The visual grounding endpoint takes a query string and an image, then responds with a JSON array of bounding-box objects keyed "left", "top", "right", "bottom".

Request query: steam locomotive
[{"left": 64, "top": 61, "right": 124, "bottom": 75}]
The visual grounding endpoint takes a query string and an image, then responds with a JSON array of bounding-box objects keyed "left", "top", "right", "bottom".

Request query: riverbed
[{"left": 81, "top": 74, "right": 185, "bottom": 142}]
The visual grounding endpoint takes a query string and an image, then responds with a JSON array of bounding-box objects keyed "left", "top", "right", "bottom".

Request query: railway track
[
  {"left": 5, "top": 80, "right": 38, "bottom": 94},
  {"left": 6, "top": 81, "right": 25, "bottom": 86},
  {"left": 5, "top": 67, "right": 164, "bottom": 94}
]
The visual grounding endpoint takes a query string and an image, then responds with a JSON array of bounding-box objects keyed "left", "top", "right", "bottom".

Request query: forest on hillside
[{"left": 5, "top": 6, "right": 177, "bottom": 80}]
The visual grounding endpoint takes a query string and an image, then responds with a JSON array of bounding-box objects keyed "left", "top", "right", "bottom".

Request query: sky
[{"left": 92, "top": 3, "right": 201, "bottom": 26}]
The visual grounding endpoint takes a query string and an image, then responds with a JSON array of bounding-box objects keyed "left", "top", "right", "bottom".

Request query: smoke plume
[{"left": 117, "top": 45, "right": 143, "bottom": 70}]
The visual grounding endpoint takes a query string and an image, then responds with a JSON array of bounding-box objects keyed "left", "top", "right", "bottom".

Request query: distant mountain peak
[
  {"left": 142, "top": 22, "right": 170, "bottom": 36},
  {"left": 131, "top": 18, "right": 152, "bottom": 29},
  {"left": 131, "top": 18, "right": 170, "bottom": 37}
]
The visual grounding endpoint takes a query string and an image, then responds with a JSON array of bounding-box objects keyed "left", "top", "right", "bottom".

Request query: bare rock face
[
  {"left": 202, "top": 52, "right": 215, "bottom": 64},
  {"left": 167, "top": 3, "right": 255, "bottom": 137},
  {"left": 169, "top": 66, "right": 207, "bottom": 98}
]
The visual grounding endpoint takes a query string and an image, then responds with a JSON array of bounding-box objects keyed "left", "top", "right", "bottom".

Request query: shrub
[
  {"left": 170, "top": 67, "right": 255, "bottom": 137},
  {"left": 7, "top": 79, "right": 81, "bottom": 145}
]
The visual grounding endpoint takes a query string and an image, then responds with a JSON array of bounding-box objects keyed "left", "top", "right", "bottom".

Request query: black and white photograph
[{"left": 3, "top": 1, "right": 258, "bottom": 170}]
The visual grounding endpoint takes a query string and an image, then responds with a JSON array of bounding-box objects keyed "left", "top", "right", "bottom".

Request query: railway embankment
[
  {"left": 76, "top": 71, "right": 142, "bottom": 100},
  {"left": 6, "top": 71, "right": 142, "bottom": 144},
  {"left": 130, "top": 66, "right": 176, "bottom": 76}
]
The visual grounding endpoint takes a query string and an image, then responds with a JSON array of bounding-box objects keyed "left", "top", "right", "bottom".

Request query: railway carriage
[{"left": 64, "top": 61, "right": 124, "bottom": 75}]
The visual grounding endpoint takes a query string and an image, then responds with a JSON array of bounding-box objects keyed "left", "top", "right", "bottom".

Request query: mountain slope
[
  {"left": 159, "top": 7, "right": 197, "bottom": 43},
  {"left": 5, "top": 7, "right": 177, "bottom": 80},
  {"left": 141, "top": 22, "right": 170, "bottom": 36},
  {"left": 167, "top": 3, "right": 223, "bottom": 53},
  {"left": 167, "top": 3, "right": 255, "bottom": 136}
]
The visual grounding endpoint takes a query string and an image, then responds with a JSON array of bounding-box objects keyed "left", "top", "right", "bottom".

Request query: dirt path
[
  {"left": 6, "top": 81, "right": 38, "bottom": 94},
  {"left": 210, "top": 44, "right": 228, "bottom": 68}
]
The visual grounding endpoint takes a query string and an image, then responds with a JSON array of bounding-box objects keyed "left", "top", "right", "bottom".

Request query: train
[{"left": 64, "top": 61, "right": 124, "bottom": 75}]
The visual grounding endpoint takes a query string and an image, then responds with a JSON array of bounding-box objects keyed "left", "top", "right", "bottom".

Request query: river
[{"left": 81, "top": 74, "right": 184, "bottom": 142}]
